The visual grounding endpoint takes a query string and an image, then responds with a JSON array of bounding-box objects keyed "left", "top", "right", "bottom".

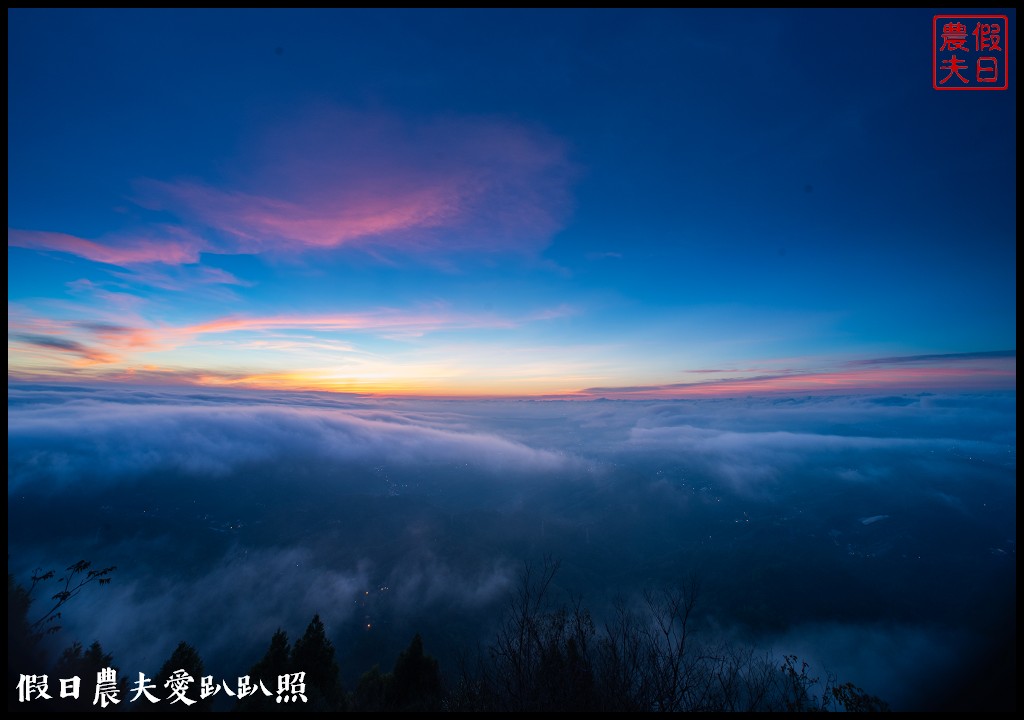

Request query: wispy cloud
[
  {"left": 9, "top": 332, "right": 120, "bottom": 365},
  {"left": 133, "top": 109, "right": 574, "bottom": 258},
  {"left": 75, "top": 322, "right": 160, "bottom": 350},
  {"left": 10, "top": 108, "right": 575, "bottom": 280},
  {"left": 578, "top": 352, "right": 1017, "bottom": 398},
  {"left": 846, "top": 350, "right": 1016, "bottom": 366},
  {"left": 184, "top": 303, "right": 575, "bottom": 338},
  {"left": 133, "top": 179, "right": 459, "bottom": 252},
  {"left": 183, "top": 309, "right": 513, "bottom": 338},
  {"left": 8, "top": 227, "right": 203, "bottom": 266},
  {"left": 7, "top": 301, "right": 578, "bottom": 389},
  {"left": 9, "top": 304, "right": 166, "bottom": 368},
  {"left": 108, "top": 265, "right": 251, "bottom": 292}
]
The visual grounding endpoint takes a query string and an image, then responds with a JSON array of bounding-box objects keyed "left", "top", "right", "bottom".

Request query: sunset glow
[{"left": 7, "top": 9, "right": 1015, "bottom": 396}]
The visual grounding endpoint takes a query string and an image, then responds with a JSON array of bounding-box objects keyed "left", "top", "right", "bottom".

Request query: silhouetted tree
[
  {"left": 352, "top": 665, "right": 390, "bottom": 712},
  {"left": 236, "top": 628, "right": 292, "bottom": 711},
  {"left": 154, "top": 641, "right": 212, "bottom": 711},
  {"left": 290, "top": 614, "right": 345, "bottom": 711},
  {"left": 9, "top": 574, "right": 48, "bottom": 712},
  {"left": 391, "top": 633, "right": 443, "bottom": 711},
  {"left": 51, "top": 640, "right": 126, "bottom": 711},
  {"left": 452, "top": 559, "right": 889, "bottom": 712},
  {"left": 350, "top": 634, "right": 444, "bottom": 711},
  {"left": 777, "top": 654, "right": 890, "bottom": 713},
  {"left": 470, "top": 556, "right": 600, "bottom": 711},
  {"left": 8, "top": 560, "right": 116, "bottom": 712},
  {"left": 9, "top": 556, "right": 891, "bottom": 713},
  {"left": 28, "top": 561, "right": 116, "bottom": 639}
]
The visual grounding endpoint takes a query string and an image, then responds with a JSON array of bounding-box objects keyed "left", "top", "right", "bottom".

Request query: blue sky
[{"left": 8, "top": 9, "right": 1016, "bottom": 395}]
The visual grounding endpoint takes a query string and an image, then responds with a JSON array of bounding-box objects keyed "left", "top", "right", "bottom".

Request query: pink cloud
[
  {"left": 8, "top": 227, "right": 203, "bottom": 266},
  {"left": 109, "top": 264, "right": 251, "bottom": 292},
  {"left": 9, "top": 109, "right": 574, "bottom": 275},
  {"left": 181, "top": 308, "right": 523, "bottom": 338},
  {"left": 577, "top": 357, "right": 1016, "bottom": 399},
  {"left": 132, "top": 108, "right": 575, "bottom": 257},
  {"left": 135, "top": 181, "right": 461, "bottom": 252},
  {"left": 77, "top": 322, "right": 161, "bottom": 351}
]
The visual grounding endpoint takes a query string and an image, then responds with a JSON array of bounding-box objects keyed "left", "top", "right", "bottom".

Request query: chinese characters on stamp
[{"left": 934, "top": 15, "right": 1009, "bottom": 90}]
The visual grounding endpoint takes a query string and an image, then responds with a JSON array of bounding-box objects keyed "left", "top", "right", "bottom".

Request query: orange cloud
[
  {"left": 6, "top": 303, "right": 574, "bottom": 383},
  {"left": 77, "top": 322, "right": 161, "bottom": 350}
]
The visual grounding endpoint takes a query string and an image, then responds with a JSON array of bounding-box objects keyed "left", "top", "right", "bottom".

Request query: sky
[{"left": 7, "top": 8, "right": 1016, "bottom": 397}]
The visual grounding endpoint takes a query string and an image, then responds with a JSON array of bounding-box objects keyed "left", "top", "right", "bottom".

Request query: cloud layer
[{"left": 7, "top": 385, "right": 1016, "bottom": 708}]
